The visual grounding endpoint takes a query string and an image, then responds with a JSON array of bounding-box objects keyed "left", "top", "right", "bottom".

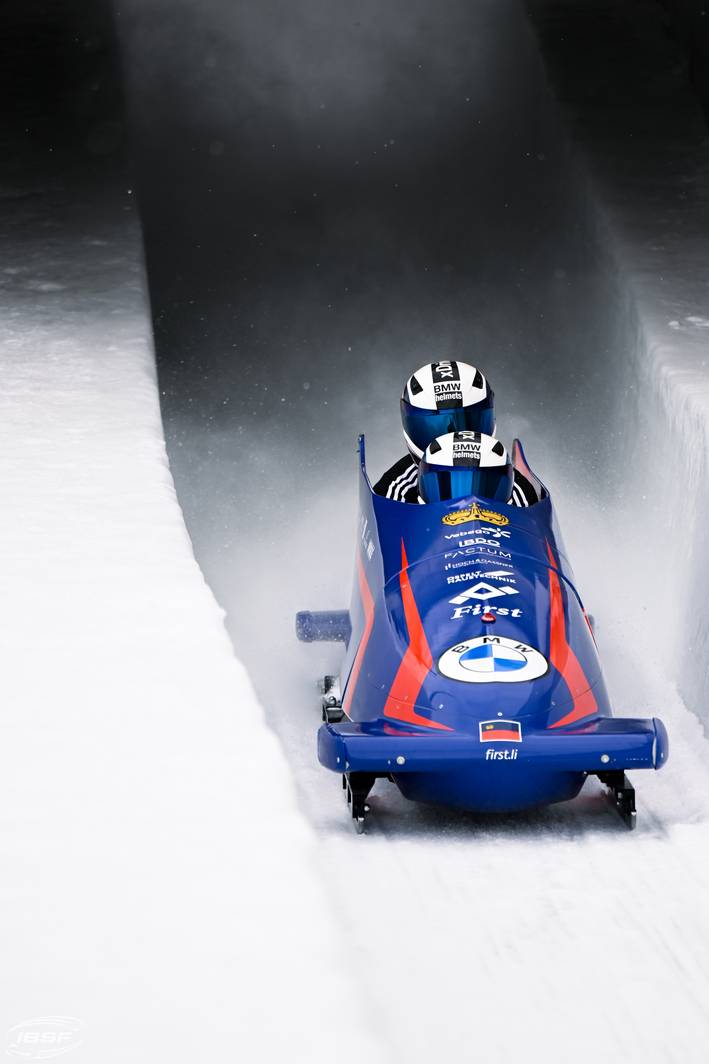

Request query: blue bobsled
[{"left": 297, "top": 436, "right": 668, "bottom": 830}]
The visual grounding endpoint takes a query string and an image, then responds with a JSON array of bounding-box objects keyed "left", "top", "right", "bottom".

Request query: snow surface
[{"left": 0, "top": 159, "right": 383, "bottom": 1060}]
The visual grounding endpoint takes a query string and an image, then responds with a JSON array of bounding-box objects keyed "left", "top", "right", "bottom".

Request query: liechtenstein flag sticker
[{"left": 479, "top": 720, "right": 522, "bottom": 743}]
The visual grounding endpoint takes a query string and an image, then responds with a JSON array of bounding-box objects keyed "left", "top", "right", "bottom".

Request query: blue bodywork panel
[{"left": 310, "top": 436, "right": 668, "bottom": 815}]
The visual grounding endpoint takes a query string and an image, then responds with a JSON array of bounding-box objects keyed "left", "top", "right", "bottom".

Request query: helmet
[
  {"left": 400, "top": 360, "right": 495, "bottom": 460},
  {"left": 418, "top": 431, "right": 514, "bottom": 504}
]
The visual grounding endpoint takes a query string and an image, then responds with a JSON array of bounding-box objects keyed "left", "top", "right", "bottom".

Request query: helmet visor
[
  {"left": 401, "top": 395, "right": 495, "bottom": 459},
  {"left": 418, "top": 463, "right": 513, "bottom": 504}
]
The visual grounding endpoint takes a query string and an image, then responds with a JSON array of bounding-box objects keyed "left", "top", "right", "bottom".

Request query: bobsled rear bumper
[{"left": 318, "top": 716, "right": 669, "bottom": 776}]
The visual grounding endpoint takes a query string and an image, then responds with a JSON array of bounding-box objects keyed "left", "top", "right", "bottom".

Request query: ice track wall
[
  {"left": 0, "top": 3, "right": 383, "bottom": 1060},
  {"left": 527, "top": 0, "right": 709, "bottom": 727}
]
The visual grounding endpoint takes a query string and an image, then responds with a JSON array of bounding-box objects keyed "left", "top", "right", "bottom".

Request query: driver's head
[
  {"left": 400, "top": 361, "right": 494, "bottom": 461},
  {"left": 418, "top": 431, "right": 513, "bottom": 504}
]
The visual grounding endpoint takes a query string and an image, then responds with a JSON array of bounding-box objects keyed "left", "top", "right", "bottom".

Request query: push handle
[{"left": 296, "top": 610, "right": 351, "bottom": 644}]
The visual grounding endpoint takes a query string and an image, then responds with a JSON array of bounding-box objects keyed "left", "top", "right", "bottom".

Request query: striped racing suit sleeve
[{"left": 372, "top": 456, "right": 542, "bottom": 506}]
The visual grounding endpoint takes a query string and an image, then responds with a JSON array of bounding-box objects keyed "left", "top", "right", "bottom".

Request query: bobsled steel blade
[{"left": 598, "top": 770, "right": 637, "bottom": 830}]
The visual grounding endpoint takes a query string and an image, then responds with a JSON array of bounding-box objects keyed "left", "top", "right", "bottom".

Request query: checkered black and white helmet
[
  {"left": 418, "top": 431, "right": 513, "bottom": 504},
  {"left": 400, "top": 361, "right": 495, "bottom": 460}
]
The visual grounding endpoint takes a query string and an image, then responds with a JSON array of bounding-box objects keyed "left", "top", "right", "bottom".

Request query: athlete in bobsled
[
  {"left": 418, "top": 430, "right": 515, "bottom": 505},
  {"left": 297, "top": 363, "right": 669, "bottom": 833},
  {"left": 373, "top": 360, "right": 540, "bottom": 507}
]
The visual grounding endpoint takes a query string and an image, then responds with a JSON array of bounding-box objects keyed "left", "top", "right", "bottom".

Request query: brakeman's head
[
  {"left": 418, "top": 431, "right": 513, "bottom": 504},
  {"left": 400, "top": 361, "right": 495, "bottom": 460}
]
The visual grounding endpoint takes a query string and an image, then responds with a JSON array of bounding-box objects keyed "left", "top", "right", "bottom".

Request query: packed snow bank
[
  {"left": 527, "top": 0, "right": 709, "bottom": 725},
  {"left": 0, "top": 37, "right": 382, "bottom": 1064}
]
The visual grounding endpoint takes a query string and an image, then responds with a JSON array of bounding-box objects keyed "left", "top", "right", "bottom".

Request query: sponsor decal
[
  {"left": 435, "top": 383, "right": 462, "bottom": 404},
  {"left": 432, "top": 360, "right": 456, "bottom": 381},
  {"left": 444, "top": 536, "right": 506, "bottom": 551},
  {"left": 445, "top": 560, "right": 488, "bottom": 572},
  {"left": 446, "top": 569, "right": 516, "bottom": 586},
  {"left": 479, "top": 719, "right": 522, "bottom": 742},
  {"left": 449, "top": 549, "right": 510, "bottom": 566},
  {"left": 444, "top": 526, "right": 511, "bottom": 540},
  {"left": 442, "top": 502, "right": 509, "bottom": 528},
  {"left": 449, "top": 582, "right": 518, "bottom": 604},
  {"left": 485, "top": 748, "right": 519, "bottom": 761},
  {"left": 443, "top": 551, "right": 514, "bottom": 569},
  {"left": 459, "top": 538, "right": 510, "bottom": 551},
  {"left": 359, "top": 514, "right": 375, "bottom": 561},
  {"left": 438, "top": 636, "right": 549, "bottom": 684},
  {"left": 452, "top": 435, "right": 481, "bottom": 464},
  {"left": 432, "top": 361, "right": 462, "bottom": 407},
  {"left": 451, "top": 603, "right": 522, "bottom": 620}
]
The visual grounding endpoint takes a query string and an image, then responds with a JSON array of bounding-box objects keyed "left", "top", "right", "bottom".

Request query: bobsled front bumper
[
  {"left": 318, "top": 716, "right": 668, "bottom": 813},
  {"left": 319, "top": 716, "right": 668, "bottom": 774}
]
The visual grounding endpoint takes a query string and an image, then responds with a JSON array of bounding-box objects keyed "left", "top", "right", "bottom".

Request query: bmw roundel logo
[{"left": 438, "top": 635, "right": 548, "bottom": 684}]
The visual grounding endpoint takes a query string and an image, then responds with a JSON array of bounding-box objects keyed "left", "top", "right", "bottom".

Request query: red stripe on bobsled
[
  {"left": 383, "top": 542, "right": 453, "bottom": 732},
  {"left": 546, "top": 542, "right": 598, "bottom": 729},
  {"left": 342, "top": 553, "right": 375, "bottom": 717}
]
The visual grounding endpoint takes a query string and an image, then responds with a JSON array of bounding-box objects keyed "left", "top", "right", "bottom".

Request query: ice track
[{"left": 119, "top": 0, "right": 709, "bottom": 1060}]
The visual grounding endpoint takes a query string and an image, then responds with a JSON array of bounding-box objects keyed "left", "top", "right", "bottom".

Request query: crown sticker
[{"left": 442, "top": 502, "right": 510, "bottom": 528}]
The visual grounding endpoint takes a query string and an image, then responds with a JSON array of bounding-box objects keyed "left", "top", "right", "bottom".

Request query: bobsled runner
[{"left": 297, "top": 436, "right": 668, "bottom": 832}]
